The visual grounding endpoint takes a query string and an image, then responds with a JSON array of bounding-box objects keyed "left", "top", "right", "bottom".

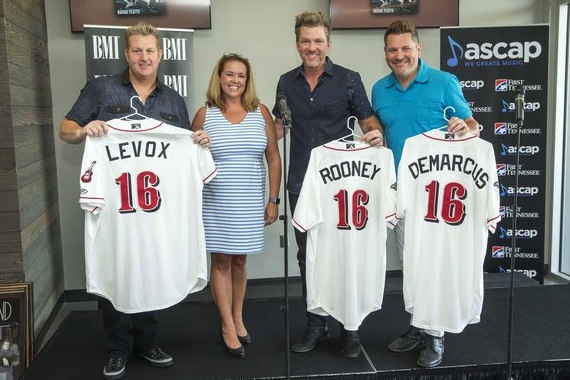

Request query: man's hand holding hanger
[
  {"left": 361, "top": 129, "right": 384, "bottom": 146},
  {"left": 447, "top": 116, "right": 480, "bottom": 137}
]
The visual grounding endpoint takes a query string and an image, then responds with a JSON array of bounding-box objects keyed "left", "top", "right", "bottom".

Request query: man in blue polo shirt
[
  {"left": 272, "top": 10, "right": 383, "bottom": 359},
  {"left": 371, "top": 20, "right": 480, "bottom": 368}
]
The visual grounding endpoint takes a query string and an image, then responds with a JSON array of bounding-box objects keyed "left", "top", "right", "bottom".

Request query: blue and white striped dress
[{"left": 202, "top": 106, "right": 268, "bottom": 255}]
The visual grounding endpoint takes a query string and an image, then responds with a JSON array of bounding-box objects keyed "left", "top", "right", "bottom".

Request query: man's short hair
[
  {"left": 125, "top": 22, "right": 161, "bottom": 49},
  {"left": 384, "top": 20, "right": 420, "bottom": 45},
  {"left": 294, "top": 11, "right": 331, "bottom": 42}
]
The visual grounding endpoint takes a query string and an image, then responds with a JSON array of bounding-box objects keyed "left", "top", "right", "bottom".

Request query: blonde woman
[{"left": 192, "top": 53, "right": 281, "bottom": 359}]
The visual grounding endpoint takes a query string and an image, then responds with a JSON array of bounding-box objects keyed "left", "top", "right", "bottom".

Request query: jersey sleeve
[
  {"left": 292, "top": 149, "right": 322, "bottom": 232},
  {"left": 195, "top": 143, "right": 217, "bottom": 184},
  {"left": 79, "top": 137, "right": 106, "bottom": 215},
  {"left": 383, "top": 148, "right": 398, "bottom": 229},
  {"left": 485, "top": 143, "right": 501, "bottom": 233},
  {"left": 395, "top": 139, "right": 413, "bottom": 221}
]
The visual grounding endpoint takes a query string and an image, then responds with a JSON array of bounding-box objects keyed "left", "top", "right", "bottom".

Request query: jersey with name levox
[
  {"left": 293, "top": 140, "right": 397, "bottom": 330},
  {"left": 79, "top": 118, "right": 217, "bottom": 313},
  {"left": 397, "top": 129, "right": 501, "bottom": 333}
]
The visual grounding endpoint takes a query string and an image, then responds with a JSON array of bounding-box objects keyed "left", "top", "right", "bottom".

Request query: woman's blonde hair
[{"left": 206, "top": 53, "right": 260, "bottom": 112}]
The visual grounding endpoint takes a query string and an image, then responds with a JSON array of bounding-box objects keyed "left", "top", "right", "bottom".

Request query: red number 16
[
  {"left": 115, "top": 171, "right": 162, "bottom": 213},
  {"left": 424, "top": 180, "right": 467, "bottom": 225}
]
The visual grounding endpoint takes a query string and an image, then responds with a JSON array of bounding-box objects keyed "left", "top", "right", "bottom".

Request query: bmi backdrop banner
[
  {"left": 83, "top": 25, "right": 193, "bottom": 115},
  {"left": 440, "top": 25, "right": 548, "bottom": 283}
]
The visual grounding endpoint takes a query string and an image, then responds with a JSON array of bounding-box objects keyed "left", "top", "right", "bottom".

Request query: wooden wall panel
[
  {"left": 0, "top": 190, "right": 19, "bottom": 212},
  {"left": 0, "top": 147, "right": 15, "bottom": 168},
  {"left": 0, "top": 0, "right": 64, "bottom": 341},
  {"left": 0, "top": 231, "right": 21, "bottom": 253},
  {"left": 0, "top": 168, "right": 17, "bottom": 190}
]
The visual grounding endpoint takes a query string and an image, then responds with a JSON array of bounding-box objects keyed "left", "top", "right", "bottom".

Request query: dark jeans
[
  {"left": 289, "top": 192, "right": 327, "bottom": 329},
  {"left": 99, "top": 297, "right": 158, "bottom": 360}
]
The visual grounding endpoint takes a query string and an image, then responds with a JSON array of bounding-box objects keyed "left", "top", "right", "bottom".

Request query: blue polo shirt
[
  {"left": 66, "top": 68, "right": 190, "bottom": 130},
  {"left": 371, "top": 58, "right": 472, "bottom": 170},
  {"left": 273, "top": 57, "right": 375, "bottom": 195}
]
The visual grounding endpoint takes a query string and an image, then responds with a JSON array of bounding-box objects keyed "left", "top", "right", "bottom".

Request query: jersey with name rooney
[
  {"left": 293, "top": 140, "right": 397, "bottom": 331},
  {"left": 397, "top": 129, "right": 501, "bottom": 333},
  {"left": 79, "top": 118, "right": 217, "bottom": 313}
]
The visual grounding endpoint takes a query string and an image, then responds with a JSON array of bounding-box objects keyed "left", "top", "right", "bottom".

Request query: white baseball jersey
[
  {"left": 397, "top": 129, "right": 501, "bottom": 333},
  {"left": 79, "top": 118, "right": 217, "bottom": 313},
  {"left": 293, "top": 140, "right": 397, "bottom": 330}
]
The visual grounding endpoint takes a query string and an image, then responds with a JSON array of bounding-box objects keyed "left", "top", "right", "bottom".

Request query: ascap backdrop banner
[
  {"left": 440, "top": 25, "right": 549, "bottom": 283},
  {"left": 83, "top": 25, "right": 193, "bottom": 115}
]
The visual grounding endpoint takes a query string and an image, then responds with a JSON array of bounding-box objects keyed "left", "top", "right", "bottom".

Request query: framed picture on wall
[
  {"left": 69, "top": 0, "right": 211, "bottom": 32},
  {"left": 0, "top": 282, "right": 33, "bottom": 380},
  {"left": 115, "top": 0, "right": 167, "bottom": 17},
  {"left": 330, "top": 0, "right": 459, "bottom": 29}
]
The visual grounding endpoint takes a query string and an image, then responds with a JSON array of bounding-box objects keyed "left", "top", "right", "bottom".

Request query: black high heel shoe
[
  {"left": 220, "top": 328, "right": 245, "bottom": 359},
  {"left": 238, "top": 334, "right": 251, "bottom": 346}
]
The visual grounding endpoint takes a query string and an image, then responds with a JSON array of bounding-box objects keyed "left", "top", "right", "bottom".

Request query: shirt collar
[
  {"left": 121, "top": 67, "right": 165, "bottom": 92},
  {"left": 414, "top": 58, "right": 429, "bottom": 83}
]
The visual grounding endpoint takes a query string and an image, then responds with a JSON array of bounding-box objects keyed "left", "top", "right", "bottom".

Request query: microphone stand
[
  {"left": 506, "top": 93, "right": 523, "bottom": 380},
  {"left": 279, "top": 122, "right": 291, "bottom": 380}
]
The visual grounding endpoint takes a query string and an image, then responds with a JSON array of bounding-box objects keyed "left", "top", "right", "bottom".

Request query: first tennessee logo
[
  {"left": 492, "top": 246, "right": 505, "bottom": 258},
  {"left": 495, "top": 79, "right": 507, "bottom": 91}
]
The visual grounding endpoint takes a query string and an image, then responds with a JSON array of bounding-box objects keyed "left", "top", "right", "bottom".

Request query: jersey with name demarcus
[
  {"left": 397, "top": 129, "right": 501, "bottom": 333},
  {"left": 79, "top": 118, "right": 217, "bottom": 313},
  {"left": 292, "top": 140, "right": 397, "bottom": 330}
]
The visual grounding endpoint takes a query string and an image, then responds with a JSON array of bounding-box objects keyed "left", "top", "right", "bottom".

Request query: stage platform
[{"left": 21, "top": 273, "right": 570, "bottom": 379}]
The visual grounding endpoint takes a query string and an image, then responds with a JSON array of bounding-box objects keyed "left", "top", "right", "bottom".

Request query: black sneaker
[
  {"left": 103, "top": 357, "right": 126, "bottom": 380},
  {"left": 140, "top": 347, "right": 173, "bottom": 367}
]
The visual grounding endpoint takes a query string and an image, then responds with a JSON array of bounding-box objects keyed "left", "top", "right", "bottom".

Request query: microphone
[
  {"left": 515, "top": 85, "right": 525, "bottom": 124},
  {"left": 277, "top": 92, "right": 292, "bottom": 128}
]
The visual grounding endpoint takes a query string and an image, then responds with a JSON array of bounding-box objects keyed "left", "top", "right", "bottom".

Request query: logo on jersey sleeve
[{"left": 81, "top": 161, "right": 97, "bottom": 183}]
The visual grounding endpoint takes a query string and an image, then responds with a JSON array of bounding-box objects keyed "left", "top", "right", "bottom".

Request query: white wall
[{"left": 47, "top": 0, "right": 547, "bottom": 290}]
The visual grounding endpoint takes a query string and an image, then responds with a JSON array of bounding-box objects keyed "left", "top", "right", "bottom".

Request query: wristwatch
[{"left": 268, "top": 197, "right": 280, "bottom": 205}]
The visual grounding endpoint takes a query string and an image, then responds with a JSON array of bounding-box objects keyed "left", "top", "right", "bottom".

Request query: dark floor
[{"left": 21, "top": 273, "right": 570, "bottom": 380}]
